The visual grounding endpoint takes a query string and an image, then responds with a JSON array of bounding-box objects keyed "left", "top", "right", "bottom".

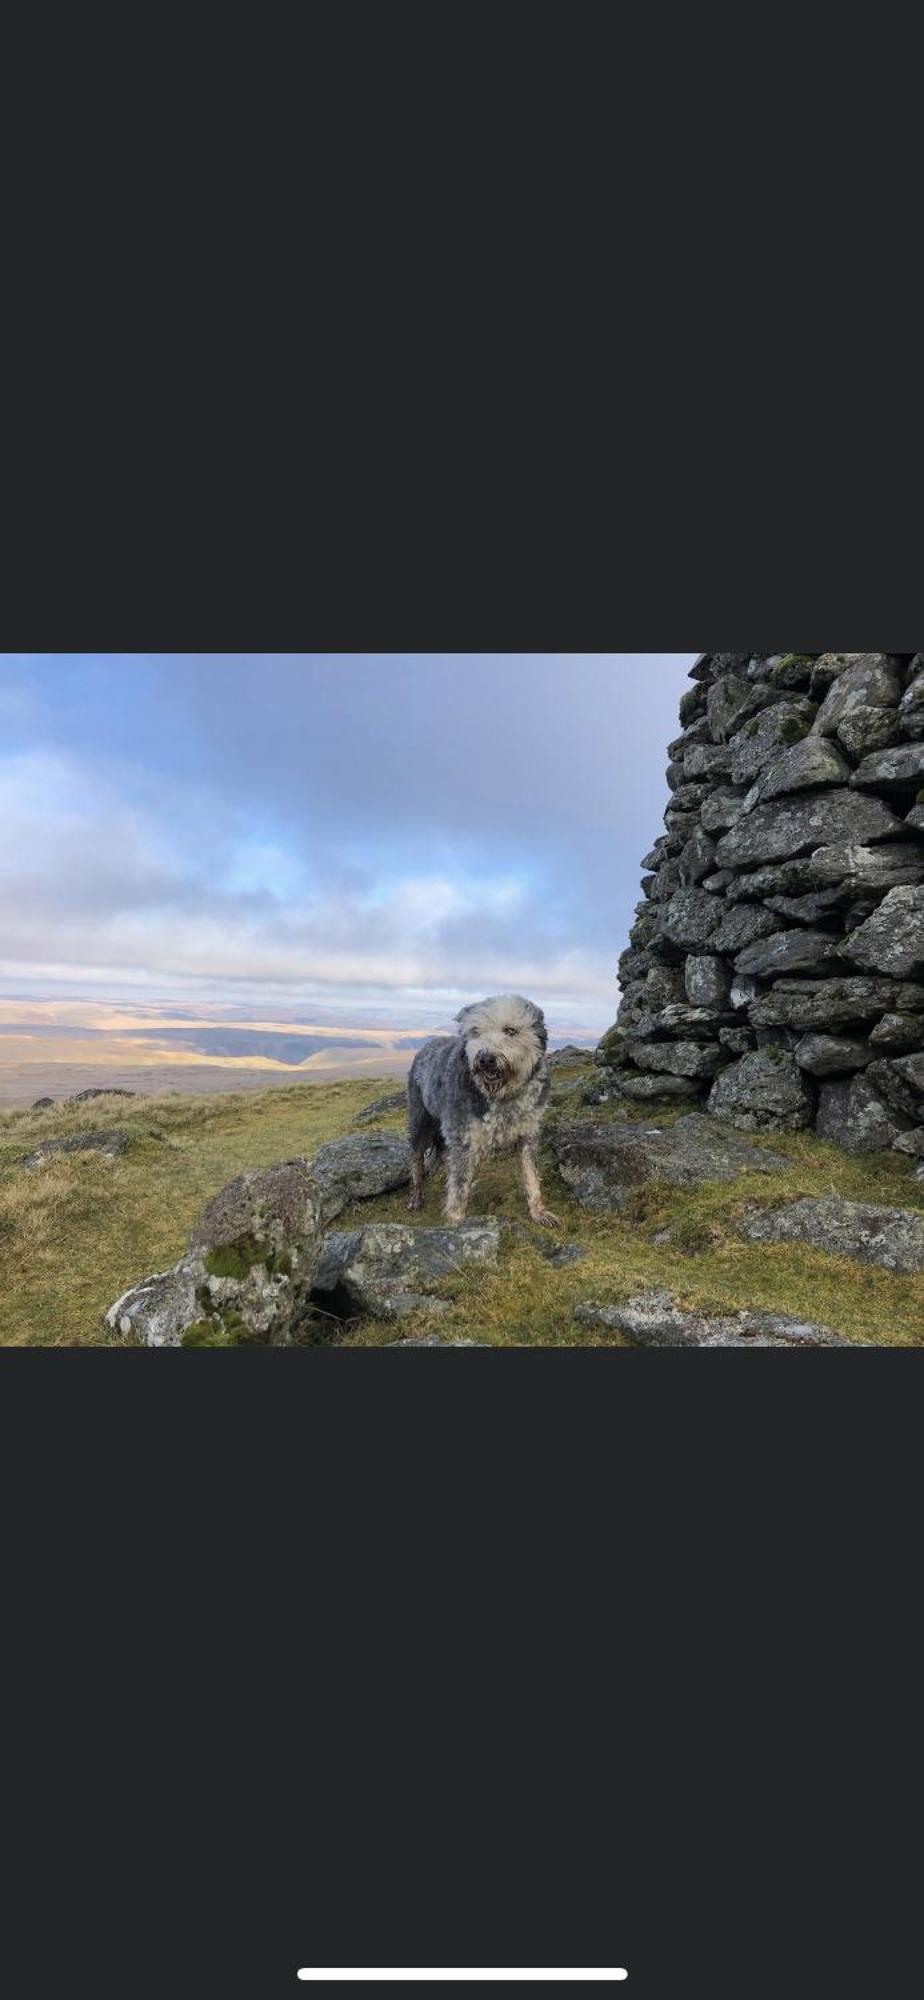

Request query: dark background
[
  {"left": 4, "top": 162, "right": 921, "bottom": 1994},
  {"left": 3, "top": 1358, "right": 919, "bottom": 2000}
]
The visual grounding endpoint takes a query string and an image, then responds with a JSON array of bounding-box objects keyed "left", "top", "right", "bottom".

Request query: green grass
[
  {"left": 0, "top": 1079, "right": 390, "bottom": 1347},
  {"left": 2, "top": 1067, "right": 924, "bottom": 1347}
]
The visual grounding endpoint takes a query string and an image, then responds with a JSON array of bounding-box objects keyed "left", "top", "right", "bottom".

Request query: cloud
[{"left": 0, "top": 655, "right": 697, "bottom": 1030}]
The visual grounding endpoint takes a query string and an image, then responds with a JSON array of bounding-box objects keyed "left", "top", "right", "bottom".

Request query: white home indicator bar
[{"left": 297, "top": 1975, "right": 628, "bottom": 1984}]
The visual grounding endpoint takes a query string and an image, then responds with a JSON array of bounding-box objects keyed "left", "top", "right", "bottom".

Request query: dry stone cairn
[{"left": 604, "top": 653, "right": 924, "bottom": 1151}]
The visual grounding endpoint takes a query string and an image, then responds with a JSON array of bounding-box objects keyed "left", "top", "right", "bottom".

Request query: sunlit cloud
[{"left": 0, "top": 654, "right": 696, "bottom": 1033}]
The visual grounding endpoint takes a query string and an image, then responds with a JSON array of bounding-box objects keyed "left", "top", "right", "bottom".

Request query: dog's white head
[{"left": 455, "top": 994, "right": 548, "bottom": 1100}]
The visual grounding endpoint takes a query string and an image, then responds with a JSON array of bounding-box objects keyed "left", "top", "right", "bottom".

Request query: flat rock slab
[
  {"left": 386, "top": 1336, "right": 486, "bottom": 1347},
  {"left": 312, "top": 1220, "right": 501, "bottom": 1320},
  {"left": 22, "top": 1129, "right": 130, "bottom": 1169},
  {"left": 309, "top": 1132, "right": 412, "bottom": 1221},
  {"left": 740, "top": 1196, "right": 924, "bottom": 1274},
  {"left": 550, "top": 1113, "right": 788, "bottom": 1214},
  {"left": 352, "top": 1090, "right": 408, "bottom": 1126},
  {"left": 716, "top": 788, "right": 904, "bottom": 869},
  {"left": 573, "top": 1290, "right": 854, "bottom": 1348}
]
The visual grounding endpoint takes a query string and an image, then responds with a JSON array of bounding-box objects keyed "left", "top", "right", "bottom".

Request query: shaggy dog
[{"left": 407, "top": 994, "right": 560, "bottom": 1227}]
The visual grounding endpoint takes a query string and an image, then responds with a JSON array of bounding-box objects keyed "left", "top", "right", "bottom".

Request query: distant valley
[{"left": 0, "top": 998, "right": 595, "bottom": 1104}]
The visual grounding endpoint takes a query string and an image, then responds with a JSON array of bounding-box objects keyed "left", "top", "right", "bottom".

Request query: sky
[{"left": 0, "top": 654, "right": 696, "bottom": 1037}]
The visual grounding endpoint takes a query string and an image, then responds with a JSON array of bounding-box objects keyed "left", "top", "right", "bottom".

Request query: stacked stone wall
[{"left": 604, "top": 652, "right": 924, "bottom": 1152}]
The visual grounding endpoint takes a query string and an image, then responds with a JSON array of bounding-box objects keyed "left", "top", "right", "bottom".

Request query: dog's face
[{"left": 455, "top": 995, "right": 548, "bottom": 1100}]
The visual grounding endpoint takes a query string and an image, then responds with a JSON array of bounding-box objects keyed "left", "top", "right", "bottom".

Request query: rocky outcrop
[
  {"left": 549, "top": 1112, "right": 787, "bottom": 1213},
  {"left": 22, "top": 1129, "right": 130, "bottom": 1169},
  {"left": 309, "top": 1132, "right": 412, "bottom": 1222},
  {"left": 107, "top": 1157, "right": 325, "bottom": 1347},
  {"left": 573, "top": 1290, "right": 855, "bottom": 1348},
  {"left": 739, "top": 1195, "right": 924, "bottom": 1274},
  {"left": 605, "top": 653, "right": 924, "bottom": 1149},
  {"left": 105, "top": 1136, "right": 492, "bottom": 1346},
  {"left": 312, "top": 1220, "right": 500, "bottom": 1322},
  {"left": 351, "top": 1090, "right": 408, "bottom": 1126}
]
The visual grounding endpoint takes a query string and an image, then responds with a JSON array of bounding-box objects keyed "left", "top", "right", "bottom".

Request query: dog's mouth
[{"left": 472, "top": 1052, "right": 513, "bottom": 1095}]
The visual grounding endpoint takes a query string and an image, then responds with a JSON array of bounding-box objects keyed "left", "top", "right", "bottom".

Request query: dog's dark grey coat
[
  {"left": 408, "top": 1033, "right": 550, "bottom": 1157},
  {"left": 407, "top": 996, "right": 555, "bottom": 1227}
]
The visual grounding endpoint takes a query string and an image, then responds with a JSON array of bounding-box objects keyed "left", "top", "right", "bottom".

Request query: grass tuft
[{"left": 2, "top": 1065, "right": 923, "bottom": 1347}]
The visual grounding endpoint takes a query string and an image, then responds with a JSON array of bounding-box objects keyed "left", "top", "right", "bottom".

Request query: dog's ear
[
  {"left": 454, "top": 1005, "right": 476, "bottom": 1034},
  {"left": 524, "top": 999, "right": 548, "bottom": 1050}
]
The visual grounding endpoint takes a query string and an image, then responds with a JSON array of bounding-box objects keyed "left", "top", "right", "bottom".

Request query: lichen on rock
[{"left": 598, "top": 651, "right": 924, "bottom": 1142}]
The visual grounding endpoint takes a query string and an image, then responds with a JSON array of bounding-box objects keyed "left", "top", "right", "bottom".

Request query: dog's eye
[{"left": 504, "top": 1026, "right": 519, "bottom": 1036}]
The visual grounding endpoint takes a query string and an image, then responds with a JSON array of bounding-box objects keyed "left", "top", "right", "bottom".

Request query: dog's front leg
[
  {"left": 444, "top": 1142, "right": 474, "bottom": 1225},
  {"left": 521, "top": 1140, "right": 561, "bottom": 1229}
]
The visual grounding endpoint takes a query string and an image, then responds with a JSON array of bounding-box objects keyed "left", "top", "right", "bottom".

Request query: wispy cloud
[{"left": 0, "top": 655, "right": 695, "bottom": 1032}]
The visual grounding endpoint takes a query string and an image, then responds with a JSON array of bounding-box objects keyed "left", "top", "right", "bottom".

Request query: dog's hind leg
[{"left": 521, "top": 1139, "right": 561, "bottom": 1229}]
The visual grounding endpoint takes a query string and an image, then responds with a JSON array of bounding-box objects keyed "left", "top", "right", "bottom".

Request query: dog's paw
[
  {"left": 529, "top": 1206, "right": 562, "bottom": 1231},
  {"left": 406, "top": 1192, "right": 423, "bottom": 1212}
]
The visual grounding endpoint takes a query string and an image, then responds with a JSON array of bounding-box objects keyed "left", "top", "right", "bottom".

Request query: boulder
[
  {"left": 107, "top": 1157, "right": 325, "bottom": 1347},
  {"left": 811, "top": 654, "right": 902, "bottom": 739},
  {"left": 740, "top": 1196, "right": 924, "bottom": 1274},
  {"left": 715, "top": 789, "right": 904, "bottom": 870},
  {"left": 750, "top": 978, "right": 924, "bottom": 1032},
  {"left": 616, "top": 1073, "right": 703, "bottom": 1102},
  {"left": 189, "top": 1158, "right": 323, "bottom": 1258},
  {"left": 893, "top": 1130, "right": 924, "bottom": 1159},
  {"left": 710, "top": 903, "right": 783, "bottom": 955},
  {"left": 734, "top": 929, "right": 845, "bottom": 979},
  {"left": 573, "top": 1290, "right": 854, "bottom": 1349},
  {"left": 890, "top": 1051, "right": 924, "bottom": 1098},
  {"left": 764, "top": 887, "right": 852, "bottom": 926},
  {"left": 898, "top": 671, "right": 924, "bottom": 740},
  {"left": 309, "top": 1132, "right": 413, "bottom": 1221},
  {"left": 837, "top": 706, "right": 901, "bottom": 757},
  {"left": 700, "top": 788, "right": 748, "bottom": 833},
  {"left": 22, "top": 1129, "right": 130, "bottom": 1170},
  {"left": 678, "top": 826, "right": 718, "bottom": 884},
  {"left": 864, "top": 1058, "right": 923, "bottom": 1120},
  {"left": 794, "top": 1035, "right": 874, "bottom": 1077},
  {"left": 311, "top": 1220, "right": 500, "bottom": 1321},
  {"left": 106, "top": 1259, "right": 207, "bottom": 1349},
  {"left": 728, "top": 699, "right": 816, "bottom": 785},
  {"left": 655, "top": 886, "right": 723, "bottom": 953},
  {"left": 810, "top": 842, "right": 924, "bottom": 891},
  {"left": 707, "top": 675, "right": 781, "bottom": 741},
  {"left": 815, "top": 1075, "right": 915, "bottom": 1153},
  {"left": 685, "top": 956, "right": 732, "bottom": 1009},
  {"left": 628, "top": 1039, "right": 724, "bottom": 1080},
  {"left": 842, "top": 886, "right": 924, "bottom": 979},
  {"left": 550, "top": 1113, "right": 788, "bottom": 1214},
  {"left": 742, "top": 734, "right": 851, "bottom": 811},
  {"left": 850, "top": 743, "right": 924, "bottom": 792},
  {"left": 706, "top": 1050, "right": 815, "bottom": 1132},
  {"left": 869, "top": 1014, "right": 924, "bottom": 1052}
]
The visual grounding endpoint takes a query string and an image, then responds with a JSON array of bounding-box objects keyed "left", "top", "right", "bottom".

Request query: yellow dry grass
[{"left": 2, "top": 1066, "right": 923, "bottom": 1347}]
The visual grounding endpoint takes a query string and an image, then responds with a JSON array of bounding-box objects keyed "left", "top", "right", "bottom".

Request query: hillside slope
[{"left": 3, "top": 1066, "right": 924, "bottom": 1346}]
